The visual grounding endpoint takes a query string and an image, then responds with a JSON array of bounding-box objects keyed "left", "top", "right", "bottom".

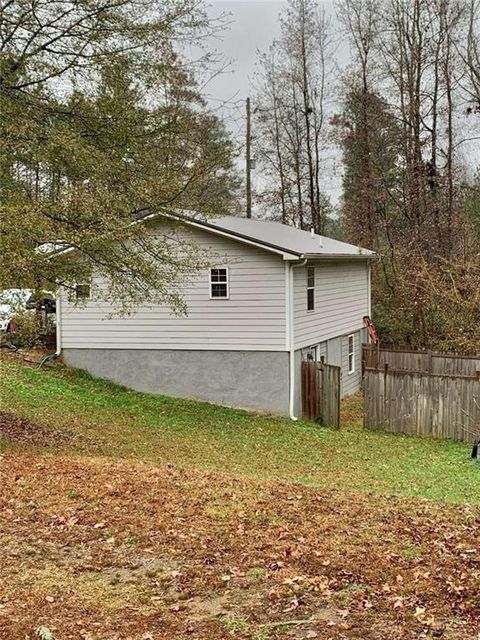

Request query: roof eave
[
  {"left": 167, "top": 213, "right": 377, "bottom": 261},
  {"left": 174, "top": 215, "right": 303, "bottom": 260}
]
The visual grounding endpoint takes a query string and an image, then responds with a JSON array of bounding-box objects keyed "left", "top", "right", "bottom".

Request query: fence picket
[
  {"left": 301, "top": 361, "right": 341, "bottom": 427},
  {"left": 362, "top": 345, "right": 480, "bottom": 378},
  {"left": 364, "top": 368, "right": 480, "bottom": 442}
]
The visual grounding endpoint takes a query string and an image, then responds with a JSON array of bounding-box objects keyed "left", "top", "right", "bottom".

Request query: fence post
[{"left": 383, "top": 363, "right": 388, "bottom": 408}]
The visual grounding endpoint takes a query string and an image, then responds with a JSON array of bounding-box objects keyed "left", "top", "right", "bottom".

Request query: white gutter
[{"left": 286, "top": 258, "right": 307, "bottom": 420}]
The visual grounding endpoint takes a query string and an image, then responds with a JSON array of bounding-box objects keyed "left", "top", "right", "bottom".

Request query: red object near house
[{"left": 363, "top": 316, "right": 378, "bottom": 344}]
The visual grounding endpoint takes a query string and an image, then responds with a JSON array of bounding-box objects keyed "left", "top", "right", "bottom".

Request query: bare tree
[
  {"left": 337, "top": 0, "right": 381, "bottom": 246},
  {"left": 461, "top": 0, "right": 480, "bottom": 109},
  {"left": 336, "top": 0, "right": 479, "bottom": 349},
  {"left": 253, "top": 0, "right": 333, "bottom": 231}
]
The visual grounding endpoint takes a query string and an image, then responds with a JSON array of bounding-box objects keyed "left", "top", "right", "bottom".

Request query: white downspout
[
  {"left": 367, "top": 262, "right": 372, "bottom": 318},
  {"left": 55, "top": 289, "right": 62, "bottom": 357},
  {"left": 37, "top": 288, "right": 62, "bottom": 368},
  {"left": 286, "top": 258, "right": 307, "bottom": 420}
]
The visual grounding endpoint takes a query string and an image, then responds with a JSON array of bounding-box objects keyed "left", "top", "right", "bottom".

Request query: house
[{"left": 59, "top": 215, "right": 376, "bottom": 418}]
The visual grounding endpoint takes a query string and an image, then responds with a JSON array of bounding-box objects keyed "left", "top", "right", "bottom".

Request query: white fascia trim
[
  {"left": 52, "top": 210, "right": 306, "bottom": 262},
  {"left": 303, "top": 253, "right": 377, "bottom": 261},
  {"left": 181, "top": 218, "right": 302, "bottom": 261}
]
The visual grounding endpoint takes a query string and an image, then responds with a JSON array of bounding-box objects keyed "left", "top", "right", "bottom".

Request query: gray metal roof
[{"left": 190, "top": 215, "right": 376, "bottom": 259}]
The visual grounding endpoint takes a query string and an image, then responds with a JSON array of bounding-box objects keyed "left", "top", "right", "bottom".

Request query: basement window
[
  {"left": 305, "top": 345, "right": 318, "bottom": 361},
  {"left": 307, "top": 266, "right": 315, "bottom": 311},
  {"left": 348, "top": 334, "right": 355, "bottom": 374},
  {"left": 210, "top": 268, "right": 229, "bottom": 299}
]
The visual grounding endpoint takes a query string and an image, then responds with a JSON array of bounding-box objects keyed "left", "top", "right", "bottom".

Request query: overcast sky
[
  {"left": 203, "top": 1, "right": 344, "bottom": 129},
  {"left": 204, "top": 1, "right": 285, "bottom": 125},
  {"left": 198, "top": 1, "right": 478, "bottom": 209},
  {"left": 201, "top": 0, "right": 346, "bottom": 205}
]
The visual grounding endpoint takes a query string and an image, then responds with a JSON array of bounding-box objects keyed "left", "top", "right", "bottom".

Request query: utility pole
[{"left": 246, "top": 96, "right": 252, "bottom": 218}]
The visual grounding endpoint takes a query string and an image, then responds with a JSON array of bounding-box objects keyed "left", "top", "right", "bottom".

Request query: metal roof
[
  {"left": 52, "top": 211, "right": 376, "bottom": 261},
  {"left": 184, "top": 215, "right": 376, "bottom": 260}
]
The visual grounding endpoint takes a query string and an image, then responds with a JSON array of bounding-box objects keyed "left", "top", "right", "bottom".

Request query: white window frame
[
  {"left": 306, "top": 266, "right": 315, "bottom": 312},
  {"left": 348, "top": 334, "right": 355, "bottom": 374},
  {"left": 209, "top": 267, "right": 229, "bottom": 300},
  {"left": 305, "top": 345, "right": 318, "bottom": 362}
]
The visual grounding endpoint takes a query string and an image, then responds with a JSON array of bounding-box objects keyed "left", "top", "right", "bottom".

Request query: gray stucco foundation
[{"left": 62, "top": 349, "right": 290, "bottom": 415}]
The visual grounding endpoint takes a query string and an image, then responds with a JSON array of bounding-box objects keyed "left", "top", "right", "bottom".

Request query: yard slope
[
  {"left": 0, "top": 357, "right": 479, "bottom": 638},
  {"left": 0, "top": 451, "right": 479, "bottom": 640},
  {"left": 0, "top": 357, "right": 478, "bottom": 504}
]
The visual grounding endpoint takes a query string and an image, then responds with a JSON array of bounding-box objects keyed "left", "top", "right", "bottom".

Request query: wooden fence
[
  {"left": 301, "top": 360, "right": 341, "bottom": 427},
  {"left": 363, "top": 344, "right": 480, "bottom": 378},
  {"left": 364, "top": 368, "right": 480, "bottom": 442}
]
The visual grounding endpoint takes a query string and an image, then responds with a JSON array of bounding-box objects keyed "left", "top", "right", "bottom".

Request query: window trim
[
  {"left": 347, "top": 334, "right": 355, "bottom": 374},
  {"left": 305, "top": 345, "right": 318, "bottom": 362},
  {"left": 306, "top": 266, "right": 315, "bottom": 312},
  {"left": 209, "top": 267, "right": 229, "bottom": 300}
]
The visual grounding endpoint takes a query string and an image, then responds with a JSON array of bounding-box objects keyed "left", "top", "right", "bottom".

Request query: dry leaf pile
[{"left": 0, "top": 450, "right": 478, "bottom": 640}]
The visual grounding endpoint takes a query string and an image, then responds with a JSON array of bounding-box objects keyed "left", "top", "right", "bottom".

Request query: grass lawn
[
  {"left": 0, "top": 356, "right": 479, "bottom": 640},
  {"left": 0, "top": 357, "right": 478, "bottom": 504}
]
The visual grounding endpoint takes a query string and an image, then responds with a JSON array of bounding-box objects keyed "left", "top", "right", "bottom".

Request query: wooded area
[
  {"left": 0, "top": 0, "right": 239, "bottom": 314},
  {"left": 1, "top": 0, "right": 478, "bottom": 351},
  {"left": 253, "top": 0, "right": 480, "bottom": 352}
]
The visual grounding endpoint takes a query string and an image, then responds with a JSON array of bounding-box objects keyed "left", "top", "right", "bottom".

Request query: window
[
  {"left": 306, "top": 266, "right": 315, "bottom": 311},
  {"left": 305, "top": 345, "right": 318, "bottom": 361},
  {"left": 210, "top": 268, "right": 229, "bottom": 299},
  {"left": 75, "top": 282, "right": 91, "bottom": 300},
  {"left": 348, "top": 334, "right": 355, "bottom": 374}
]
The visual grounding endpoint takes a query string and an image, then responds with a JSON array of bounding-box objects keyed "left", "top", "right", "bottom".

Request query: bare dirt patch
[{"left": 0, "top": 452, "right": 478, "bottom": 640}]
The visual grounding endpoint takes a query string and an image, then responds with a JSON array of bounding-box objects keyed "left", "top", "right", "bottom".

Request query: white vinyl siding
[
  {"left": 61, "top": 226, "right": 286, "bottom": 351},
  {"left": 293, "top": 261, "right": 369, "bottom": 350}
]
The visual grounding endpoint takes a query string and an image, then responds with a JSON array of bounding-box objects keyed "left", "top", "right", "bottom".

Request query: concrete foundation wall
[{"left": 63, "top": 348, "right": 290, "bottom": 416}]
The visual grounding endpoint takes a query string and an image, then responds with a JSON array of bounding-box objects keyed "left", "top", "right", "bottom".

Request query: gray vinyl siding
[
  {"left": 293, "top": 261, "right": 369, "bottom": 350},
  {"left": 297, "top": 331, "right": 363, "bottom": 400},
  {"left": 61, "top": 226, "right": 287, "bottom": 351}
]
